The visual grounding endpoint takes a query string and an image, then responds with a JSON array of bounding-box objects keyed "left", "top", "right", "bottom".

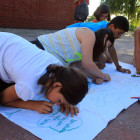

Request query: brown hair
[
  {"left": 93, "top": 28, "right": 114, "bottom": 61},
  {"left": 38, "top": 64, "right": 88, "bottom": 105},
  {"left": 93, "top": 4, "right": 110, "bottom": 22}
]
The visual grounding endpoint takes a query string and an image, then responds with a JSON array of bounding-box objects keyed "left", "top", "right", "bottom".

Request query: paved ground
[{"left": 0, "top": 28, "right": 140, "bottom": 140}]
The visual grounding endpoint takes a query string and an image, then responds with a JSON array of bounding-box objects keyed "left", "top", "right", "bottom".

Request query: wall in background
[{"left": 0, "top": 0, "right": 75, "bottom": 29}]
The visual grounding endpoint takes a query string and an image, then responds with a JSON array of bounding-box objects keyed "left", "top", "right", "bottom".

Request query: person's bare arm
[
  {"left": 0, "top": 85, "right": 53, "bottom": 114},
  {"left": 74, "top": 0, "right": 80, "bottom": 3},
  {"left": 76, "top": 28, "right": 111, "bottom": 82},
  {"left": 4, "top": 100, "right": 54, "bottom": 114},
  {"left": 0, "top": 85, "right": 19, "bottom": 104},
  {"left": 108, "top": 45, "right": 119, "bottom": 67},
  {"left": 134, "top": 26, "right": 140, "bottom": 74},
  {"left": 76, "top": 29, "right": 104, "bottom": 77},
  {"left": 108, "top": 45, "right": 131, "bottom": 73}
]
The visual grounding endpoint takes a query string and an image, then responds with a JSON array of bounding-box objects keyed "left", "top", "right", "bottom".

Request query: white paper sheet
[{"left": 0, "top": 62, "right": 140, "bottom": 140}]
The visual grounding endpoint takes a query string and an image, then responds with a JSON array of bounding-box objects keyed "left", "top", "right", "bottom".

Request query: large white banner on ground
[{"left": 0, "top": 62, "right": 140, "bottom": 140}]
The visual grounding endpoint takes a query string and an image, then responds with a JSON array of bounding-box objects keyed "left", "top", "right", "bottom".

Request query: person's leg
[
  {"left": 99, "top": 51, "right": 113, "bottom": 63},
  {"left": 69, "top": 61, "right": 105, "bottom": 84},
  {"left": 30, "top": 38, "right": 45, "bottom": 50},
  {"left": 70, "top": 59, "right": 105, "bottom": 70},
  {"left": 69, "top": 61, "right": 80, "bottom": 68},
  {"left": 104, "top": 50, "right": 113, "bottom": 63},
  {"left": 133, "top": 57, "right": 136, "bottom": 67},
  {"left": 0, "top": 79, "right": 14, "bottom": 92},
  {"left": 70, "top": 61, "right": 95, "bottom": 78},
  {"left": 99, "top": 53, "right": 107, "bottom": 63}
]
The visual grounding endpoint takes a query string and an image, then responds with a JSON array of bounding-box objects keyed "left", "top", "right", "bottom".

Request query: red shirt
[
  {"left": 76, "top": 0, "right": 89, "bottom": 8},
  {"left": 92, "top": 19, "right": 97, "bottom": 23}
]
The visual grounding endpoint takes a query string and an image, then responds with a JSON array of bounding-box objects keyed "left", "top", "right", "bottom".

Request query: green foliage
[
  {"left": 130, "top": 19, "right": 140, "bottom": 27},
  {"left": 101, "top": 0, "right": 140, "bottom": 21},
  {"left": 87, "top": 15, "right": 95, "bottom": 22},
  {"left": 129, "top": 24, "right": 137, "bottom": 31},
  {"left": 129, "top": 20, "right": 140, "bottom": 31}
]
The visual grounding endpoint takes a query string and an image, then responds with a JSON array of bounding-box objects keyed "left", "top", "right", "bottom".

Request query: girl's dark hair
[
  {"left": 93, "top": 28, "right": 114, "bottom": 61},
  {"left": 93, "top": 4, "right": 110, "bottom": 21},
  {"left": 108, "top": 16, "right": 129, "bottom": 32},
  {"left": 38, "top": 64, "right": 88, "bottom": 105}
]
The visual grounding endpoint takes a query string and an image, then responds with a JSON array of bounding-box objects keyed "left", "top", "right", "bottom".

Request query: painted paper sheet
[{"left": 0, "top": 62, "right": 139, "bottom": 140}]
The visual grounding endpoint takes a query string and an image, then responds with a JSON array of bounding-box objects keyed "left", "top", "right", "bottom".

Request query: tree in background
[
  {"left": 87, "top": 15, "right": 95, "bottom": 22},
  {"left": 101, "top": 0, "right": 140, "bottom": 29}
]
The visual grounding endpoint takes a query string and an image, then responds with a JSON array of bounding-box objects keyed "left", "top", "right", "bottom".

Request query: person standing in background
[
  {"left": 93, "top": 4, "right": 110, "bottom": 23},
  {"left": 73, "top": 0, "right": 89, "bottom": 23},
  {"left": 133, "top": 26, "right": 140, "bottom": 74}
]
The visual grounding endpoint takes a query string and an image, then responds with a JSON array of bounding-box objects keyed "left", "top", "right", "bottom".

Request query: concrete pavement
[{"left": 0, "top": 28, "right": 139, "bottom": 140}]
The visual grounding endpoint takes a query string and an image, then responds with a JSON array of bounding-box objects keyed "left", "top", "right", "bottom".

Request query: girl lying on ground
[
  {"left": 31, "top": 27, "right": 115, "bottom": 84},
  {"left": 0, "top": 32, "right": 88, "bottom": 117}
]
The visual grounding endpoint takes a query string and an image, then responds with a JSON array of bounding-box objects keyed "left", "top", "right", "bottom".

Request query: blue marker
[
  {"left": 88, "top": 82, "right": 92, "bottom": 85},
  {"left": 131, "top": 97, "right": 140, "bottom": 99}
]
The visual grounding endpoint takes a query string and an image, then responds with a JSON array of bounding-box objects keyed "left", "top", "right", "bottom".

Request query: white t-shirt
[{"left": 0, "top": 32, "right": 63, "bottom": 101}]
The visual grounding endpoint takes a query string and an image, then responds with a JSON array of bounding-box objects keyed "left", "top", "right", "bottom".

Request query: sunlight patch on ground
[{"left": 124, "top": 31, "right": 134, "bottom": 37}]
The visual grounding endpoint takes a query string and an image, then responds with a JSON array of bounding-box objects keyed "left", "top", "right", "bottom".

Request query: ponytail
[
  {"left": 38, "top": 64, "right": 59, "bottom": 85},
  {"left": 38, "top": 64, "right": 63, "bottom": 94},
  {"left": 38, "top": 64, "right": 88, "bottom": 105}
]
